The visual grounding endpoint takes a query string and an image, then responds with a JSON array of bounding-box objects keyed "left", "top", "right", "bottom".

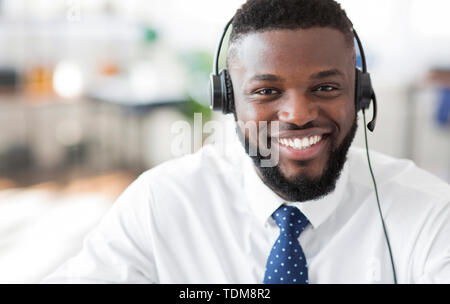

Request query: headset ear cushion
[
  {"left": 221, "top": 69, "right": 234, "bottom": 114},
  {"left": 210, "top": 73, "right": 223, "bottom": 111},
  {"left": 355, "top": 68, "right": 373, "bottom": 112}
]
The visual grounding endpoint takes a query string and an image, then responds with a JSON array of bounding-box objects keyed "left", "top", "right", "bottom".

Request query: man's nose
[{"left": 277, "top": 92, "right": 319, "bottom": 126}]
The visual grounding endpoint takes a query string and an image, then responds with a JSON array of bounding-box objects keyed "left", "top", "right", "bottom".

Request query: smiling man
[{"left": 43, "top": 0, "right": 450, "bottom": 284}]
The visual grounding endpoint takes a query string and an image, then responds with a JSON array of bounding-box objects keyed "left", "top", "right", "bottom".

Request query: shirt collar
[
  {"left": 243, "top": 155, "right": 284, "bottom": 227},
  {"left": 243, "top": 153, "right": 349, "bottom": 229}
]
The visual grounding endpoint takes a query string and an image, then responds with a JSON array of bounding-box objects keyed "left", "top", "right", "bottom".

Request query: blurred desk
[
  {"left": 0, "top": 170, "right": 137, "bottom": 283},
  {"left": 88, "top": 93, "right": 186, "bottom": 171},
  {"left": 0, "top": 93, "right": 186, "bottom": 185},
  {"left": 0, "top": 188, "right": 111, "bottom": 283}
]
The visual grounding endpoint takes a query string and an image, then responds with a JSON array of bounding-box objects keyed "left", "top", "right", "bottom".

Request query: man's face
[{"left": 230, "top": 27, "right": 356, "bottom": 201}]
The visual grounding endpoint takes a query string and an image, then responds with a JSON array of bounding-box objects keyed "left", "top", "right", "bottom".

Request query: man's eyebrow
[
  {"left": 310, "top": 69, "right": 345, "bottom": 80},
  {"left": 249, "top": 74, "right": 286, "bottom": 82}
]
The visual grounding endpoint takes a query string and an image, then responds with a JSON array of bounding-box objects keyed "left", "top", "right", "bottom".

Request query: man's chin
[
  {"left": 283, "top": 172, "right": 322, "bottom": 186},
  {"left": 255, "top": 154, "right": 341, "bottom": 202},
  {"left": 278, "top": 158, "right": 328, "bottom": 183}
]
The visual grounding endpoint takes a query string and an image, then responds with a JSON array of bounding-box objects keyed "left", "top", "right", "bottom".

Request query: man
[{"left": 43, "top": 0, "right": 450, "bottom": 284}]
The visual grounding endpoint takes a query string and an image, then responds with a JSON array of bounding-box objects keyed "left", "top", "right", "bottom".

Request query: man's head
[{"left": 227, "top": 0, "right": 358, "bottom": 202}]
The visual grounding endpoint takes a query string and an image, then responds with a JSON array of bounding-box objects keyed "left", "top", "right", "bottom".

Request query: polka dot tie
[{"left": 263, "top": 205, "right": 310, "bottom": 284}]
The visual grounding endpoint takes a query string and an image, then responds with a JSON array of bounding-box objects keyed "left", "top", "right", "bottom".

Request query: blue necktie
[{"left": 263, "top": 205, "right": 310, "bottom": 284}]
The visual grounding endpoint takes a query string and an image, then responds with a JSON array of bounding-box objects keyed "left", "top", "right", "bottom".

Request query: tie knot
[{"left": 272, "top": 205, "right": 309, "bottom": 237}]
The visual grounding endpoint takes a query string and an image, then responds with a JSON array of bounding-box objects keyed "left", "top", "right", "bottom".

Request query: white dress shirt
[{"left": 42, "top": 138, "right": 450, "bottom": 284}]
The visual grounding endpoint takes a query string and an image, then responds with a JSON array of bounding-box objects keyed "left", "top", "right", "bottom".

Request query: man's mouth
[
  {"left": 274, "top": 133, "right": 329, "bottom": 161},
  {"left": 277, "top": 135, "right": 323, "bottom": 151}
]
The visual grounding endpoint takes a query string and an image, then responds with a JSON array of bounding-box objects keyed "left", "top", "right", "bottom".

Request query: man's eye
[
  {"left": 255, "top": 88, "right": 278, "bottom": 95},
  {"left": 315, "top": 85, "right": 336, "bottom": 92}
]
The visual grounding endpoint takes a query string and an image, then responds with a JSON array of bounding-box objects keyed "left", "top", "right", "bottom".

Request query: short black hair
[{"left": 229, "top": 0, "right": 354, "bottom": 46}]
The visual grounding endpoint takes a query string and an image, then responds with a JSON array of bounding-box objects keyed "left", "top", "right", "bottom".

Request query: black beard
[{"left": 237, "top": 118, "right": 358, "bottom": 202}]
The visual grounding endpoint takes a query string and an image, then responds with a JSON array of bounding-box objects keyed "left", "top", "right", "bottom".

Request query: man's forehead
[{"left": 227, "top": 27, "right": 355, "bottom": 73}]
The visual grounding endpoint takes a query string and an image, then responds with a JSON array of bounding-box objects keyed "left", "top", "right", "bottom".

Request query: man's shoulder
[{"left": 348, "top": 147, "right": 450, "bottom": 204}]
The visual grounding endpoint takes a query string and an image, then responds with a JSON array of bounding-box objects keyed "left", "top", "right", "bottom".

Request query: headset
[
  {"left": 209, "top": 16, "right": 398, "bottom": 284},
  {"left": 209, "top": 18, "right": 377, "bottom": 131}
]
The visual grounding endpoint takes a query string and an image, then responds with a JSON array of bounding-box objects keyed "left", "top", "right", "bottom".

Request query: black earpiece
[
  {"left": 353, "top": 29, "right": 377, "bottom": 132},
  {"left": 209, "top": 17, "right": 377, "bottom": 132},
  {"left": 355, "top": 68, "right": 377, "bottom": 131},
  {"left": 209, "top": 18, "right": 235, "bottom": 114},
  {"left": 209, "top": 69, "right": 234, "bottom": 114}
]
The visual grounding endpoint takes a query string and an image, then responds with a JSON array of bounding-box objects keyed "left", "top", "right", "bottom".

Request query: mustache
[{"left": 276, "top": 121, "right": 319, "bottom": 131}]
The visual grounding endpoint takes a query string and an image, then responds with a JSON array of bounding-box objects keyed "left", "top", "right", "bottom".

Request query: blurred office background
[{"left": 0, "top": 0, "right": 449, "bottom": 283}]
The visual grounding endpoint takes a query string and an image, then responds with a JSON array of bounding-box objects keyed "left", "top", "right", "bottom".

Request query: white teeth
[
  {"left": 301, "top": 138, "right": 309, "bottom": 148},
  {"left": 278, "top": 135, "right": 323, "bottom": 150}
]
